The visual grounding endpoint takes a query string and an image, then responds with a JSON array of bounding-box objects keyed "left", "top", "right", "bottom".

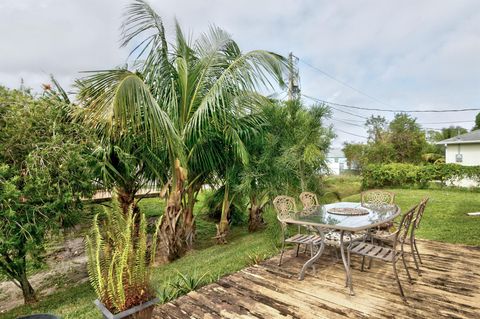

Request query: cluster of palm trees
[{"left": 76, "top": 0, "right": 332, "bottom": 261}]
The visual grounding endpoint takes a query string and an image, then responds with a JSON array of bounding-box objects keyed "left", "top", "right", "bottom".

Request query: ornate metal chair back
[
  {"left": 413, "top": 197, "right": 429, "bottom": 229},
  {"left": 393, "top": 205, "right": 417, "bottom": 252},
  {"left": 299, "top": 192, "right": 318, "bottom": 209},
  {"left": 361, "top": 190, "right": 395, "bottom": 206},
  {"left": 273, "top": 196, "right": 297, "bottom": 222}
]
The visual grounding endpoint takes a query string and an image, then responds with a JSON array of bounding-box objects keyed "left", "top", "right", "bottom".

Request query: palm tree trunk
[
  {"left": 216, "top": 186, "right": 230, "bottom": 244},
  {"left": 116, "top": 186, "right": 137, "bottom": 215},
  {"left": 183, "top": 186, "right": 197, "bottom": 248},
  {"left": 157, "top": 159, "right": 188, "bottom": 262},
  {"left": 248, "top": 196, "right": 264, "bottom": 232}
]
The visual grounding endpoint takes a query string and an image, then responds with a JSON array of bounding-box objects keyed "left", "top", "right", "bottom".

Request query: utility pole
[{"left": 287, "top": 52, "right": 301, "bottom": 101}]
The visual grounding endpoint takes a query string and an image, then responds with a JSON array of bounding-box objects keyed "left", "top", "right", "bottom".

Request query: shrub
[{"left": 362, "top": 163, "right": 480, "bottom": 189}]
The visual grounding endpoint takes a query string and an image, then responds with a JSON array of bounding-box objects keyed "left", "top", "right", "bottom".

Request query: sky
[{"left": 1, "top": 0, "right": 479, "bottom": 147}]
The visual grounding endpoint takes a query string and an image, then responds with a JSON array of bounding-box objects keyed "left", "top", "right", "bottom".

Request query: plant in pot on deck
[{"left": 86, "top": 204, "right": 161, "bottom": 319}]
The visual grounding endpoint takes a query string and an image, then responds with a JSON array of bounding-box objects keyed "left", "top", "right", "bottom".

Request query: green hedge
[{"left": 362, "top": 163, "right": 480, "bottom": 189}]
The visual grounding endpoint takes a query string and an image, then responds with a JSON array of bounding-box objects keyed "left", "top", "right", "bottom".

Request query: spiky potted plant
[{"left": 86, "top": 204, "right": 161, "bottom": 319}]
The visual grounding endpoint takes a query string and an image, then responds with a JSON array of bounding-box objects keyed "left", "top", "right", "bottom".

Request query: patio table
[{"left": 285, "top": 202, "right": 400, "bottom": 295}]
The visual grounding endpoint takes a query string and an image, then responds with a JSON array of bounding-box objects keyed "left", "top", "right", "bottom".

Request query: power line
[
  {"left": 331, "top": 117, "right": 474, "bottom": 128},
  {"left": 303, "top": 94, "right": 480, "bottom": 113},
  {"left": 330, "top": 118, "right": 365, "bottom": 128},
  {"left": 299, "top": 58, "right": 391, "bottom": 107},
  {"left": 335, "top": 128, "right": 368, "bottom": 139},
  {"left": 328, "top": 105, "right": 369, "bottom": 119},
  {"left": 420, "top": 120, "right": 474, "bottom": 125},
  {"left": 300, "top": 59, "right": 480, "bottom": 113},
  {"left": 334, "top": 117, "right": 365, "bottom": 123}
]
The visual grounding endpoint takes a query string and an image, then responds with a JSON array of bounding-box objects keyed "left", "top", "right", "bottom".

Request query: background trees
[
  {"left": 473, "top": 112, "right": 480, "bottom": 131},
  {"left": 388, "top": 113, "right": 426, "bottom": 163},
  {"left": 0, "top": 86, "right": 95, "bottom": 304},
  {"left": 344, "top": 113, "right": 437, "bottom": 168}
]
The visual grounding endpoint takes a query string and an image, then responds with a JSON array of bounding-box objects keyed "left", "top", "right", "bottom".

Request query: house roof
[
  {"left": 327, "top": 148, "right": 345, "bottom": 158},
  {"left": 436, "top": 129, "right": 480, "bottom": 145}
]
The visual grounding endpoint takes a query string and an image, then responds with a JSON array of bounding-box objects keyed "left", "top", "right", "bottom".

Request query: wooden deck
[{"left": 154, "top": 240, "right": 480, "bottom": 319}]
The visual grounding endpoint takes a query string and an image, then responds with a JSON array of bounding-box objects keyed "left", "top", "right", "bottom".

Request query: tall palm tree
[{"left": 76, "top": 0, "right": 286, "bottom": 261}]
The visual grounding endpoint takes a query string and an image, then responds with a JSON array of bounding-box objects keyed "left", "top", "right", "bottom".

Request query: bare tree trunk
[
  {"left": 19, "top": 268, "right": 37, "bottom": 305},
  {"left": 248, "top": 196, "right": 264, "bottom": 232},
  {"left": 157, "top": 159, "right": 188, "bottom": 262}
]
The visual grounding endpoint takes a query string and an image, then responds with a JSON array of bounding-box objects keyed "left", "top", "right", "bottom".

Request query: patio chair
[
  {"left": 369, "top": 197, "right": 429, "bottom": 275},
  {"left": 410, "top": 197, "right": 429, "bottom": 275},
  {"left": 361, "top": 189, "right": 395, "bottom": 206},
  {"left": 273, "top": 196, "right": 322, "bottom": 267},
  {"left": 349, "top": 205, "right": 417, "bottom": 301},
  {"left": 362, "top": 189, "right": 396, "bottom": 239},
  {"left": 299, "top": 192, "right": 318, "bottom": 209}
]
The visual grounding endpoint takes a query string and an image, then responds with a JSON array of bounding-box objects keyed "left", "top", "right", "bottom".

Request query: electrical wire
[
  {"left": 300, "top": 59, "right": 480, "bottom": 113},
  {"left": 330, "top": 118, "right": 365, "bottom": 128},
  {"left": 303, "top": 94, "right": 480, "bottom": 113},
  {"left": 420, "top": 120, "right": 474, "bottom": 125},
  {"left": 299, "top": 58, "right": 391, "bottom": 107},
  {"left": 335, "top": 128, "right": 368, "bottom": 139}
]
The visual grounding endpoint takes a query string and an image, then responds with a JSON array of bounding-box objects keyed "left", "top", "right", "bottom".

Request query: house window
[{"left": 456, "top": 154, "right": 463, "bottom": 163}]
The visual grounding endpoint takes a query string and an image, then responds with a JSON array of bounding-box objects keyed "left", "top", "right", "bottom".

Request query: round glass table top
[{"left": 286, "top": 202, "right": 400, "bottom": 232}]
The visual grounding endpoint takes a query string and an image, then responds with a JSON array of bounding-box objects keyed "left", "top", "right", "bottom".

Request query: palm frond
[{"left": 76, "top": 69, "right": 182, "bottom": 159}]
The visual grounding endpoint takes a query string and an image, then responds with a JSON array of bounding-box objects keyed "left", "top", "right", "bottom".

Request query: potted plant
[{"left": 86, "top": 204, "right": 161, "bottom": 319}]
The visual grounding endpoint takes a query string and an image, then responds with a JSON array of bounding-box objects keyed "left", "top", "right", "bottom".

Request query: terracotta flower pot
[{"left": 94, "top": 298, "right": 159, "bottom": 319}]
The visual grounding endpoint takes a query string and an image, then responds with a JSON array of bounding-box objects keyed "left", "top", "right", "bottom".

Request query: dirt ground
[{"left": 0, "top": 236, "right": 89, "bottom": 314}]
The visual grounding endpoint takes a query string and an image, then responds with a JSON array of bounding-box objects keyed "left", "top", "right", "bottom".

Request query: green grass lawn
[
  {"left": 2, "top": 186, "right": 479, "bottom": 318},
  {"left": 322, "top": 174, "right": 362, "bottom": 200}
]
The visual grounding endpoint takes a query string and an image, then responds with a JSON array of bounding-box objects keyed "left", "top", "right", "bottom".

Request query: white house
[
  {"left": 437, "top": 129, "right": 480, "bottom": 166},
  {"left": 437, "top": 129, "right": 480, "bottom": 187},
  {"left": 326, "top": 148, "right": 350, "bottom": 175}
]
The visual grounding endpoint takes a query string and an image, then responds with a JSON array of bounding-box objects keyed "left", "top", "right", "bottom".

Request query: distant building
[
  {"left": 326, "top": 148, "right": 350, "bottom": 175},
  {"left": 437, "top": 130, "right": 480, "bottom": 187},
  {"left": 437, "top": 129, "right": 480, "bottom": 166}
]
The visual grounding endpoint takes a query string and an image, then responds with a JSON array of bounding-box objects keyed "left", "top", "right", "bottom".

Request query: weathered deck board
[{"left": 154, "top": 240, "right": 480, "bottom": 318}]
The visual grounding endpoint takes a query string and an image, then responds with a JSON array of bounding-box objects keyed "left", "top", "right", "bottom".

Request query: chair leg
[
  {"left": 361, "top": 256, "right": 366, "bottom": 272},
  {"left": 401, "top": 253, "right": 413, "bottom": 284},
  {"left": 410, "top": 239, "right": 421, "bottom": 276},
  {"left": 295, "top": 244, "right": 300, "bottom": 257},
  {"left": 310, "top": 243, "right": 315, "bottom": 272},
  {"left": 279, "top": 240, "right": 286, "bottom": 266},
  {"left": 347, "top": 246, "right": 351, "bottom": 267},
  {"left": 367, "top": 235, "right": 374, "bottom": 269},
  {"left": 414, "top": 239, "right": 423, "bottom": 264},
  {"left": 393, "top": 260, "right": 407, "bottom": 301}
]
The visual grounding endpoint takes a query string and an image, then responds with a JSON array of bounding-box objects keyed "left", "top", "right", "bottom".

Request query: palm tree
[
  {"left": 76, "top": 0, "right": 286, "bottom": 261},
  {"left": 239, "top": 99, "right": 334, "bottom": 231},
  {"left": 75, "top": 70, "right": 180, "bottom": 216}
]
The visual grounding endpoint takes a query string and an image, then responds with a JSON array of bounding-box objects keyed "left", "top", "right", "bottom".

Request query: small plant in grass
[
  {"left": 86, "top": 204, "right": 161, "bottom": 318},
  {"left": 157, "top": 271, "right": 209, "bottom": 303},
  {"left": 247, "top": 251, "right": 269, "bottom": 266}
]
